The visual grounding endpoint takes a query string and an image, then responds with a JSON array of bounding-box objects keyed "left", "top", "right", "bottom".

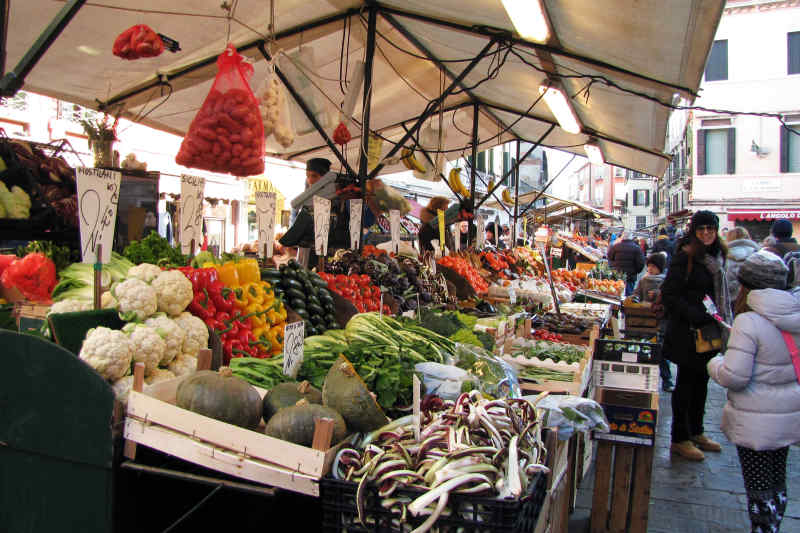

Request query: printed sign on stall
[
  {"left": 77, "top": 167, "right": 122, "bottom": 263},
  {"left": 180, "top": 174, "right": 205, "bottom": 255},
  {"left": 282, "top": 321, "right": 305, "bottom": 378},
  {"left": 256, "top": 192, "right": 276, "bottom": 258},
  {"left": 313, "top": 196, "right": 331, "bottom": 256},
  {"left": 349, "top": 199, "right": 363, "bottom": 250},
  {"left": 389, "top": 209, "right": 401, "bottom": 254}
]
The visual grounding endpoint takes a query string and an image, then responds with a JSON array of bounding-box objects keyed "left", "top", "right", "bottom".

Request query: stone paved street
[{"left": 569, "top": 373, "right": 800, "bottom": 532}]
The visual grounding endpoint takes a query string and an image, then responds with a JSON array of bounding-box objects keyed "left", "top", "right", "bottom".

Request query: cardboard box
[{"left": 593, "top": 387, "right": 658, "bottom": 446}]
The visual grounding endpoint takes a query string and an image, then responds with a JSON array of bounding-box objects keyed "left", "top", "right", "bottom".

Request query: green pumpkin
[
  {"left": 176, "top": 367, "right": 262, "bottom": 430},
  {"left": 262, "top": 380, "right": 323, "bottom": 422},
  {"left": 264, "top": 399, "right": 347, "bottom": 446},
  {"left": 322, "top": 355, "right": 388, "bottom": 433}
]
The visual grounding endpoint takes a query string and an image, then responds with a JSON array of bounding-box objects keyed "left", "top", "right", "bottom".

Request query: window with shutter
[
  {"left": 705, "top": 40, "right": 728, "bottom": 81},
  {"left": 789, "top": 32, "right": 800, "bottom": 75},
  {"left": 701, "top": 128, "right": 734, "bottom": 175},
  {"left": 727, "top": 128, "right": 736, "bottom": 174},
  {"left": 697, "top": 130, "right": 707, "bottom": 175}
]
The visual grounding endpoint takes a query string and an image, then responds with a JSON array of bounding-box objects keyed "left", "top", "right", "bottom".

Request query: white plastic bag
[
  {"left": 414, "top": 362, "right": 479, "bottom": 400},
  {"left": 256, "top": 63, "right": 295, "bottom": 149}
]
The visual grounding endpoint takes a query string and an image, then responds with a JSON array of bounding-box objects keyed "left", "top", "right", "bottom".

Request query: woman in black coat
[{"left": 660, "top": 210, "right": 732, "bottom": 461}]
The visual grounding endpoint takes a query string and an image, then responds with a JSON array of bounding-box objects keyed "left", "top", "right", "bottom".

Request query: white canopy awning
[{"left": 6, "top": 0, "right": 723, "bottom": 178}]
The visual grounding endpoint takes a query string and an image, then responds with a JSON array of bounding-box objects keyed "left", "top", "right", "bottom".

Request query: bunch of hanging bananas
[
  {"left": 502, "top": 188, "right": 513, "bottom": 204},
  {"left": 400, "top": 147, "right": 427, "bottom": 173},
  {"left": 448, "top": 167, "right": 470, "bottom": 198}
]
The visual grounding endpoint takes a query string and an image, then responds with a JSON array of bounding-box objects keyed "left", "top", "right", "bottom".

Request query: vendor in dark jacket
[
  {"left": 661, "top": 210, "right": 733, "bottom": 461},
  {"left": 607, "top": 232, "right": 645, "bottom": 295}
]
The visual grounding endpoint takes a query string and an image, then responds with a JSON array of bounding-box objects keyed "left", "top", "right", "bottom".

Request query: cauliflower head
[
  {"left": 168, "top": 353, "right": 198, "bottom": 377},
  {"left": 173, "top": 312, "right": 209, "bottom": 357},
  {"left": 128, "top": 263, "right": 163, "bottom": 284},
  {"left": 102, "top": 291, "right": 118, "bottom": 309},
  {"left": 144, "top": 368, "right": 176, "bottom": 386},
  {"left": 144, "top": 313, "right": 185, "bottom": 365},
  {"left": 79, "top": 327, "right": 133, "bottom": 381},
  {"left": 48, "top": 299, "right": 92, "bottom": 315},
  {"left": 111, "top": 375, "right": 134, "bottom": 406},
  {"left": 113, "top": 278, "right": 157, "bottom": 322},
  {"left": 123, "top": 323, "right": 165, "bottom": 376},
  {"left": 152, "top": 270, "right": 193, "bottom": 316}
]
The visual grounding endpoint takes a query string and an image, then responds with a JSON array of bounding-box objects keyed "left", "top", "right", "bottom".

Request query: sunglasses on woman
[{"left": 695, "top": 225, "right": 717, "bottom": 234}]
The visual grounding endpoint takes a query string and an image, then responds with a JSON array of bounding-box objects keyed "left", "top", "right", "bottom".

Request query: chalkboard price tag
[
  {"left": 77, "top": 167, "right": 121, "bottom": 263},
  {"left": 256, "top": 192, "right": 276, "bottom": 258},
  {"left": 282, "top": 321, "right": 305, "bottom": 378},
  {"left": 180, "top": 174, "right": 205, "bottom": 255}
]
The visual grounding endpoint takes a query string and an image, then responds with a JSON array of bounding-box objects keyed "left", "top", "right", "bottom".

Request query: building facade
[{"left": 689, "top": 0, "right": 800, "bottom": 241}]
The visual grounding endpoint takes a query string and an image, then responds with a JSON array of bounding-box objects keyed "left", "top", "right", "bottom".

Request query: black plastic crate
[
  {"left": 321, "top": 472, "right": 546, "bottom": 533},
  {"left": 594, "top": 336, "right": 661, "bottom": 364}
]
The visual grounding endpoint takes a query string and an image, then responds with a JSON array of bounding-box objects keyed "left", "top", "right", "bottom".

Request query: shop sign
[
  {"left": 741, "top": 178, "right": 781, "bottom": 193},
  {"left": 728, "top": 209, "right": 800, "bottom": 221},
  {"left": 77, "top": 167, "right": 121, "bottom": 263}
]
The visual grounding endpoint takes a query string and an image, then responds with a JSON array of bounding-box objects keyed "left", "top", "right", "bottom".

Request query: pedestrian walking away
[
  {"left": 707, "top": 250, "right": 800, "bottom": 533},
  {"left": 607, "top": 231, "right": 646, "bottom": 296},
  {"left": 660, "top": 210, "right": 732, "bottom": 462}
]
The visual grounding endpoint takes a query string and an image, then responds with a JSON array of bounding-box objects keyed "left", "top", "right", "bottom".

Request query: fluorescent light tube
[
  {"left": 501, "top": 0, "right": 550, "bottom": 42},
  {"left": 538, "top": 83, "right": 582, "bottom": 134},
  {"left": 584, "top": 142, "right": 604, "bottom": 165}
]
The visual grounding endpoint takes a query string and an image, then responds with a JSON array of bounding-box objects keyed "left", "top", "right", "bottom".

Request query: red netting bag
[
  {"left": 113, "top": 25, "right": 165, "bottom": 60},
  {"left": 176, "top": 44, "right": 265, "bottom": 177}
]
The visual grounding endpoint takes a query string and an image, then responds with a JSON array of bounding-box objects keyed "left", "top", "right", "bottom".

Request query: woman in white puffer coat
[{"left": 708, "top": 250, "right": 800, "bottom": 533}]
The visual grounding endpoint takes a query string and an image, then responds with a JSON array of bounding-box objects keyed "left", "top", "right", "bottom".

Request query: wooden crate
[
  {"left": 123, "top": 365, "right": 343, "bottom": 497},
  {"left": 590, "top": 441, "right": 655, "bottom": 533},
  {"left": 518, "top": 326, "right": 597, "bottom": 396}
]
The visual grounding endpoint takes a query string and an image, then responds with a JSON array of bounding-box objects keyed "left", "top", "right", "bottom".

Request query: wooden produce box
[
  {"left": 124, "top": 366, "right": 344, "bottom": 497},
  {"left": 519, "top": 328, "right": 596, "bottom": 396}
]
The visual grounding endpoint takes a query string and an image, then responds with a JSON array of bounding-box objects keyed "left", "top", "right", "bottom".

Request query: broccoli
[
  {"left": 419, "top": 308, "right": 463, "bottom": 337},
  {"left": 449, "top": 328, "right": 482, "bottom": 348}
]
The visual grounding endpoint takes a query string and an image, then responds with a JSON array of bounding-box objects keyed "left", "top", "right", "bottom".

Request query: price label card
[
  {"left": 452, "top": 224, "right": 460, "bottom": 251},
  {"left": 552, "top": 247, "right": 563, "bottom": 258},
  {"left": 389, "top": 209, "right": 401, "bottom": 254},
  {"left": 509, "top": 288, "right": 517, "bottom": 305},
  {"left": 437, "top": 209, "right": 445, "bottom": 255},
  {"left": 77, "top": 168, "right": 121, "bottom": 263},
  {"left": 313, "top": 196, "right": 331, "bottom": 256},
  {"left": 477, "top": 216, "right": 485, "bottom": 248},
  {"left": 349, "top": 199, "right": 363, "bottom": 249},
  {"left": 282, "top": 321, "right": 305, "bottom": 378},
  {"left": 256, "top": 191, "right": 276, "bottom": 258},
  {"left": 180, "top": 174, "right": 205, "bottom": 255}
]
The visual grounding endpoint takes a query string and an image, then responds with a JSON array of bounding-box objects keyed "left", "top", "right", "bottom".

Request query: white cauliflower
[
  {"left": 173, "top": 311, "right": 209, "bottom": 357},
  {"left": 102, "top": 291, "right": 118, "bottom": 309},
  {"left": 144, "top": 368, "right": 175, "bottom": 386},
  {"left": 111, "top": 375, "right": 134, "bottom": 406},
  {"left": 123, "top": 323, "right": 165, "bottom": 376},
  {"left": 168, "top": 353, "right": 198, "bottom": 377},
  {"left": 79, "top": 327, "right": 133, "bottom": 381},
  {"left": 48, "top": 299, "right": 92, "bottom": 315},
  {"left": 128, "top": 263, "right": 163, "bottom": 284},
  {"left": 113, "top": 278, "right": 157, "bottom": 322},
  {"left": 151, "top": 270, "right": 193, "bottom": 316},
  {"left": 144, "top": 313, "right": 185, "bottom": 366}
]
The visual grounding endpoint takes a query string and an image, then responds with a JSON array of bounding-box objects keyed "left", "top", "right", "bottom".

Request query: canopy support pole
[
  {"left": 0, "top": 0, "right": 85, "bottom": 96},
  {"left": 358, "top": 6, "right": 377, "bottom": 189},
  {"left": 512, "top": 140, "right": 521, "bottom": 246},
  {"left": 474, "top": 124, "right": 554, "bottom": 210},
  {"left": 367, "top": 37, "right": 499, "bottom": 180},
  {"left": 257, "top": 44, "right": 356, "bottom": 178},
  {"left": 468, "top": 103, "right": 479, "bottom": 246}
]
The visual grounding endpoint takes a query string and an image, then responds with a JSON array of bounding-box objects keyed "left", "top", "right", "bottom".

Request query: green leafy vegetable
[
  {"left": 123, "top": 231, "right": 186, "bottom": 267},
  {"left": 17, "top": 240, "right": 75, "bottom": 272}
]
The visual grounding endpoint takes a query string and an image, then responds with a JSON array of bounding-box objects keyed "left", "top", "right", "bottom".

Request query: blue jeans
[{"left": 625, "top": 277, "right": 636, "bottom": 296}]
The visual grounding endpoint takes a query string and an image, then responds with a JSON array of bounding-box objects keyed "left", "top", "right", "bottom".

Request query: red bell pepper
[
  {"left": 188, "top": 290, "right": 215, "bottom": 319},
  {"left": 207, "top": 279, "right": 234, "bottom": 314}
]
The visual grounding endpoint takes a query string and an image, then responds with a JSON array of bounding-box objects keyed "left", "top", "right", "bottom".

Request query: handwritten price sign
[
  {"left": 313, "top": 196, "right": 331, "bottom": 256},
  {"left": 349, "top": 199, "right": 363, "bottom": 250},
  {"left": 282, "top": 321, "right": 305, "bottom": 378},
  {"left": 256, "top": 192, "right": 276, "bottom": 258},
  {"left": 180, "top": 174, "right": 205, "bottom": 255},
  {"left": 452, "top": 223, "right": 460, "bottom": 252},
  {"left": 476, "top": 215, "right": 485, "bottom": 248},
  {"left": 77, "top": 168, "right": 121, "bottom": 263},
  {"left": 389, "top": 209, "right": 401, "bottom": 254}
]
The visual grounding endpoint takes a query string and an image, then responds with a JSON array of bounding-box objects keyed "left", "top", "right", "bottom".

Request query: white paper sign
[
  {"left": 180, "top": 174, "right": 205, "bottom": 255},
  {"left": 389, "top": 209, "right": 401, "bottom": 254},
  {"left": 552, "top": 247, "right": 563, "bottom": 258},
  {"left": 452, "top": 224, "right": 460, "bottom": 252},
  {"left": 256, "top": 192, "right": 276, "bottom": 258},
  {"left": 509, "top": 288, "right": 517, "bottom": 305},
  {"left": 313, "top": 196, "right": 331, "bottom": 256},
  {"left": 477, "top": 216, "right": 485, "bottom": 248},
  {"left": 282, "top": 321, "right": 305, "bottom": 378},
  {"left": 77, "top": 167, "right": 121, "bottom": 263},
  {"left": 349, "top": 199, "right": 363, "bottom": 250}
]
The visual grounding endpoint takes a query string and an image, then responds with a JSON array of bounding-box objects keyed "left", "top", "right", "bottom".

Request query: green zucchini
[
  {"left": 286, "top": 288, "right": 306, "bottom": 301},
  {"left": 282, "top": 278, "right": 304, "bottom": 291},
  {"left": 306, "top": 302, "right": 325, "bottom": 317},
  {"left": 290, "top": 298, "right": 307, "bottom": 310},
  {"left": 310, "top": 276, "right": 329, "bottom": 289},
  {"left": 295, "top": 309, "right": 310, "bottom": 321},
  {"left": 317, "top": 287, "right": 333, "bottom": 300},
  {"left": 261, "top": 268, "right": 281, "bottom": 279}
]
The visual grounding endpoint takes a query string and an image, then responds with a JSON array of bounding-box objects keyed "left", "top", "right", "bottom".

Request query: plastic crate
[
  {"left": 321, "top": 472, "right": 547, "bottom": 533},
  {"left": 594, "top": 337, "right": 661, "bottom": 364}
]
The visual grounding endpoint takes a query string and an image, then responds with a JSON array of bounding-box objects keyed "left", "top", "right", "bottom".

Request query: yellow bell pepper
[
  {"left": 247, "top": 303, "right": 266, "bottom": 328},
  {"left": 217, "top": 263, "right": 240, "bottom": 287},
  {"left": 236, "top": 258, "right": 261, "bottom": 285},
  {"left": 266, "top": 308, "right": 279, "bottom": 326},
  {"left": 233, "top": 287, "right": 249, "bottom": 311},
  {"left": 270, "top": 324, "right": 284, "bottom": 344},
  {"left": 252, "top": 325, "right": 268, "bottom": 340},
  {"left": 244, "top": 282, "right": 265, "bottom": 306},
  {"left": 276, "top": 303, "right": 287, "bottom": 321}
]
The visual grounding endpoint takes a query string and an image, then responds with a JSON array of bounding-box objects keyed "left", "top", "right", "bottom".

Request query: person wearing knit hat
[
  {"left": 660, "top": 209, "right": 732, "bottom": 461},
  {"left": 630, "top": 252, "right": 672, "bottom": 390},
  {"left": 764, "top": 218, "right": 800, "bottom": 259},
  {"left": 708, "top": 250, "right": 800, "bottom": 532}
]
